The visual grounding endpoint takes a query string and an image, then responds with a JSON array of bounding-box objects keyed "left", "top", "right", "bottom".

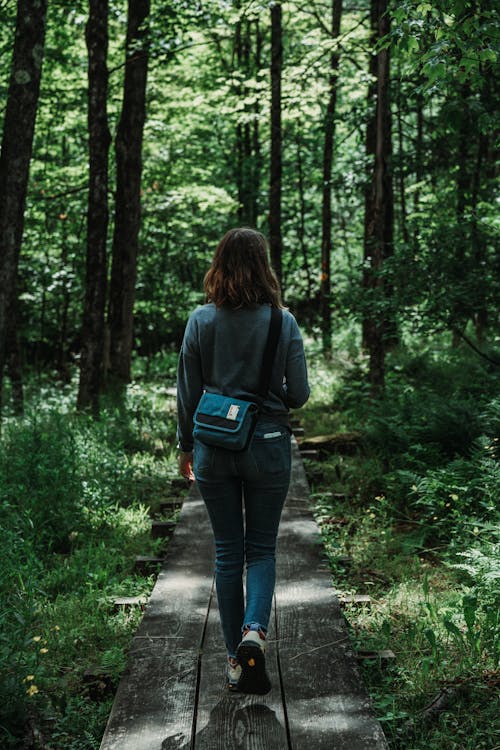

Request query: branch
[
  {"left": 34, "top": 184, "right": 88, "bottom": 201},
  {"left": 452, "top": 327, "right": 500, "bottom": 366}
]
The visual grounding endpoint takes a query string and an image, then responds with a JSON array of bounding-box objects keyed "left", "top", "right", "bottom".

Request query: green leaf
[
  {"left": 463, "top": 595, "right": 478, "bottom": 632},
  {"left": 443, "top": 618, "right": 463, "bottom": 641},
  {"left": 424, "top": 627, "right": 436, "bottom": 649}
]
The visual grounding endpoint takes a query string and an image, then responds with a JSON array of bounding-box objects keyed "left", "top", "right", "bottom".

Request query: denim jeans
[{"left": 193, "top": 420, "right": 291, "bottom": 658}]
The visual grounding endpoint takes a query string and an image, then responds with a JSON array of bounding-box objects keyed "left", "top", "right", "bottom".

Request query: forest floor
[{"left": 0, "top": 339, "right": 498, "bottom": 750}]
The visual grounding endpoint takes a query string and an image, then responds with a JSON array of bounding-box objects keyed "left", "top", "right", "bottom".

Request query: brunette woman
[{"left": 176, "top": 227, "right": 309, "bottom": 694}]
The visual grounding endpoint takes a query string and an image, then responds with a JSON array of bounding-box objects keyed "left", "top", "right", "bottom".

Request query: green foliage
[
  {"left": 392, "top": 1, "right": 498, "bottom": 92},
  {"left": 0, "top": 379, "right": 181, "bottom": 748},
  {"left": 303, "top": 345, "right": 499, "bottom": 749}
]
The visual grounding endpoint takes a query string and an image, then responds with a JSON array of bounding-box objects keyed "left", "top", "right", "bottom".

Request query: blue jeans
[{"left": 193, "top": 420, "right": 291, "bottom": 658}]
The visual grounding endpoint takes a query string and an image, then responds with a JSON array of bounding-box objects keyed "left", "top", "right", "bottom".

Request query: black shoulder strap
[{"left": 256, "top": 306, "right": 282, "bottom": 400}]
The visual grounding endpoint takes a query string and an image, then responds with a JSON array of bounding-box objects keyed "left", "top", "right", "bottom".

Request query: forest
[{"left": 0, "top": 0, "right": 498, "bottom": 748}]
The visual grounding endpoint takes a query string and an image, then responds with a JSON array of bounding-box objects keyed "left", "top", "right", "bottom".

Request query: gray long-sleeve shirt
[{"left": 176, "top": 303, "right": 310, "bottom": 451}]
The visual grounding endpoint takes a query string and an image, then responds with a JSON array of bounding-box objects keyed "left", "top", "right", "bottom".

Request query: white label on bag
[
  {"left": 227, "top": 404, "right": 240, "bottom": 420},
  {"left": 263, "top": 431, "right": 282, "bottom": 438}
]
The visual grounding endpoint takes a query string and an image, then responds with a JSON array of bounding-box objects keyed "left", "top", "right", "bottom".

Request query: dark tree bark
[
  {"left": 362, "top": 0, "right": 394, "bottom": 393},
  {"left": 295, "top": 128, "right": 312, "bottom": 299},
  {"left": 0, "top": 0, "right": 47, "bottom": 416},
  {"left": 107, "top": 0, "right": 149, "bottom": 387},
  {"left": 242, "top": 19, "right": 253, "bottom": 225},
  {"left": 414, "top": 88, "right": 424, "bottom": 218},
  {"left": 361, "top": 0, "right": 378, "bottom": 351},
  {"left": 269, "top": 1, "right": 282, "bottom": 282},
  {"left": 452, "top": 83, "right": 471, "bottom": 346},
  {"left": 252, "top": 17, "right": 262, "bottom": 225},
  {"left": 235, "top": 13, "right": 260, "bottom": 227},
  {"left": 6, "top": 290, "right": 24, "bottom": 415},
  {"left": 320, "top": 0, "right": 343, "bottom": 356},
  {"left": 396, "top": 63, "right": 409, "bottom": 245},
  {"left": 234, "top": 6, "right": 244, "bottom": 222},
  {"left": 471, "top": 133, "right": 488, "bottom": 343},
  {"left": 77, "top": 0, "right": 110, "bottom": 413}
]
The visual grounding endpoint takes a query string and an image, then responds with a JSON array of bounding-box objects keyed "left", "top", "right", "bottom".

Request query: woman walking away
[{"left": 176, "top": 227, "right": 310, "bottom": 694}]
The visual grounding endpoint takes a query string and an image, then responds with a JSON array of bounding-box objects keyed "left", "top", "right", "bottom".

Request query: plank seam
[
  {"left": 274, "top": 592, "right": 294, "bottom": 750},
  {"left": 191, "top": 574, "right": 215, "bottom": 749}
]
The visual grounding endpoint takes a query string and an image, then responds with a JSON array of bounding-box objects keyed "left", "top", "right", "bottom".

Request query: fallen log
[{"left": 298, "top": 432, "right": 363, "bottom": 455}]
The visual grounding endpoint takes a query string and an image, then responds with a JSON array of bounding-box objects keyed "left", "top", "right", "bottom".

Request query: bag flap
[{"left": 194, "top": 392, "right": 258, "bottom": 432}]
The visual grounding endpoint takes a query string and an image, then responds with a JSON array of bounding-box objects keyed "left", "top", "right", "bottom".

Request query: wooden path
[{"left": 99, "top": 441, "right": 388, "bottom": 749}]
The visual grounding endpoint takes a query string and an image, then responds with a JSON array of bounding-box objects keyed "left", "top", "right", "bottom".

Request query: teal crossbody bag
[{"left": 193, "top": 307, "right": 282, "bottom": 451}]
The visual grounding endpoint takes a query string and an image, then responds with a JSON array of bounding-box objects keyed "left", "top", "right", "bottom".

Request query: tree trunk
[
  {"left": 414, "top": 89, "right": 424, "bottom": 217},
  {"left": 361, "top": 0, "right": 378, "bottom": 351},
  {"left": 362, "top": 0, "right": 394, "bottom": 393},
  {"left": 57, "top": 218, "right": 70, "bottom": 381},
  {"left": 242, "top": 19, "right": 253, "bottom": 225},
  {"left": 107, "top": 0, "right": 149, "bottom": 387},
  {"left": 234, "top": 6, "right": 244, "bottom": 223},
  {"left": 396, "top": 61, "right": 409, "bottom": 245},
  {"left": 0, "top": 0, "right": 47, "bottom": 417},
  {"left": 269, "top": 1, "right": 282, "bottom": 283},
  {"left": 295, "top": 129, "right": 312, "bottom": 300},
  {"left": 471, "top": 133, "right": 488, "bottom": 343},
  {"left": 452, "top": 83, "right": 471, "bottom": 346},
  {"left": 252, "top": 17, "right": 262, "bottom": 225},
  {"left": 77, "top": 0, "right": 110, "bottom": 413},
  {"left": 6, "top": 291, "right": 24, "bottom": 415},
  {"left": 320, "top": 0, "right": 343, "bottom": 356}
]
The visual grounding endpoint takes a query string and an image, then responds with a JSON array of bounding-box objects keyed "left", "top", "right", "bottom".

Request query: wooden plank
[
  {"left": 134, "top": 555, "right": 164, "bottom": 575},
  {"left": 298, "top": 432, "right": 362, "bottom": 455},
  {"left": 150, "top": 519, "right": 176, "bottom": 538},
  {"left": 193, "top": 587, "right": 289, "bottom": 749},
  {"left": 274, "top": 440, "right": 388, "bottom": 749},
  {"left": 112, "top": 596, "right": 147, "bottom": 612},
  {"left": 99, "top": 487, "right": 214, "bottom": 750}
]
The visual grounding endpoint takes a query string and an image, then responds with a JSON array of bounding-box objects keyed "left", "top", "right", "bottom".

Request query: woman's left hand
[{"left": 178, "top": 451, "right": 195, "bottom": 482}]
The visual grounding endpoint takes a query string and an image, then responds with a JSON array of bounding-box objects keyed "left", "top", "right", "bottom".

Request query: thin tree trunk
[
  {"left": 252, "top": 17, "right": 262, "bottom": 225},
  {"left": 269, "top": 1, "right": 282, "bottom": 282},
  {"left": 6, "top": 291, "right": 23, "bottom": 415},
  {"left": 77, "top": 0, "right": 110, "bottom": 413},
  {"left": 296, "top": 129, "right": 312, "bottom": 299},
  {"left": 414, "top": 88, "right": 423, "bottom": 217},
  {"left": 471, "top": 133, "right": 488, "bottom": 343},
  {"left": 361, "top": 0, "right": 378, "bottom": 350},
  {"left": 320, "top": 0, "right": 343, "bottom": 356},
  {"left": 234, "top": 5, "right": 244, "bottom": 222},
  {"left": 0, "top": 0, "right": 47, "bottom": 417},
  {"left": 452, "top": 83, "right": 470, "bottom": 346},
  {"left": 362, "top": 0, "right": 394, "bottom": 393},
  {"left": 107, "top": 0, "right": 149, "bottom": 387},
  {"left": 242, "top": 19, "right": 253, "bottom": 225},
  {"left": 57, "top": 217, "right": 70, "bottom": 381},
  {"left": 396, "top": 62, "right": 409, "bottom": 245}
]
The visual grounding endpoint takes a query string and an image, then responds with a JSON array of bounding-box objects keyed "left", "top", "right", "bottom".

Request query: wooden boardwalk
[{"left": 99, "top": 441, "right": 388, "bottom": 749}]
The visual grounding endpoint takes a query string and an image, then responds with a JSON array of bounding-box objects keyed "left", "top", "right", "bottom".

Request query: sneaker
[
  {"left": 236, "top": 627, "right": 271, "bottom": 695},
  {"left": 226, "top": 657, "right": 242, "bottom": 691}
]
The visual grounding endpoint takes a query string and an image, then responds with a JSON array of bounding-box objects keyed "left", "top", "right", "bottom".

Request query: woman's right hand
[{"left": 178, "top": 451, "right": 195, "bottom": 482}]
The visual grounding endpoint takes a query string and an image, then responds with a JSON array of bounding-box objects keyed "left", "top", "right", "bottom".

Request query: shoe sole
[{"left": 236, "top": 641, "right": 271, "bottom": 695}]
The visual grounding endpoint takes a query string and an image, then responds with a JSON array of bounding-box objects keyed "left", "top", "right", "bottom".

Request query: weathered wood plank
[
  {"left": 274, "top": 440, "right": 388, "bottom": 749},
  {"left": 193, "top": 588, "right": 289, "bottom": 749},
  {"left": 99, "top": 487, "right": 214, "bottom": 750},
  {"left": 101, "top": 438, "right": 387, "bottom": 750},
  {"left": 298, "top": 432, "right": 362, "bottom": 455}
]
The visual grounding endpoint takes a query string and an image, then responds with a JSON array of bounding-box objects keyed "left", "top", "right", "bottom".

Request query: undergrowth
[
  {"left": 302, "top": 340, "right": 500, "bottom": 750},
  {"left": 0, "top": 379, "right": 182, "bottom": 749}
]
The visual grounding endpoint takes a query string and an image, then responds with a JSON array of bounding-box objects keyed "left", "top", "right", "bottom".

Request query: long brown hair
[{"left": 204, "top": 228, "right": 283, "bottom": 309}]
